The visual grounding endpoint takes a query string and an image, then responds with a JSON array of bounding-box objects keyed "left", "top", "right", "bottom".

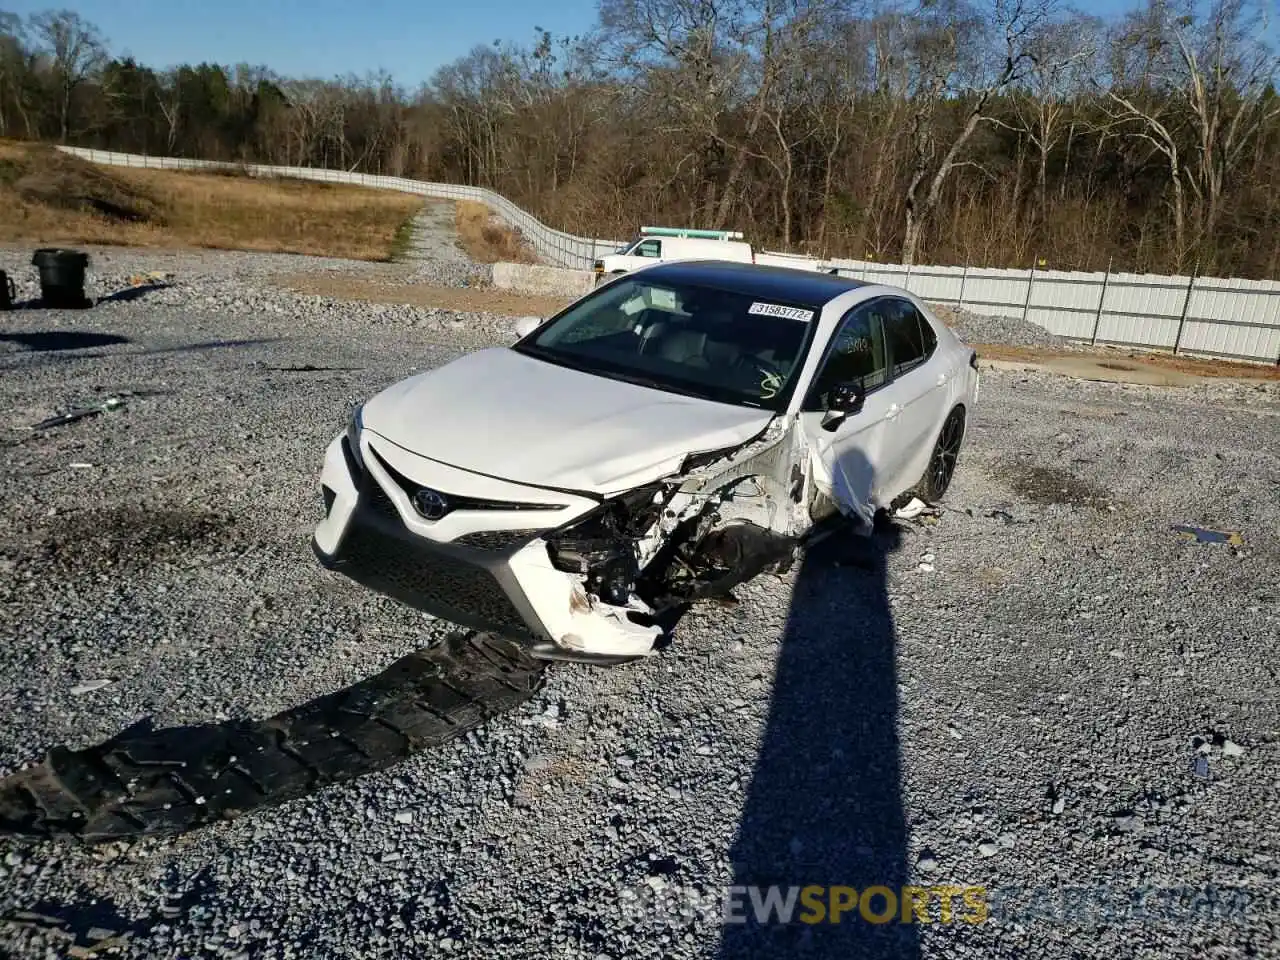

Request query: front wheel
[{"left": 915, "top": 407, "right": 966, "bottom": 501}]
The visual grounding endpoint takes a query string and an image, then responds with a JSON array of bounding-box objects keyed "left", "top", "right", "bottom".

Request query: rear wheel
[{"left": 915, "top": 406, "right": 966, "bottom": 501}]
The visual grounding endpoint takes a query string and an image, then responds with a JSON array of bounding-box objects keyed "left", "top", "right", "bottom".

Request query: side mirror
[
  {"left": 514, "top": 316, "right": 542, "bottom": 340},
  {"left": 821, "top": 381, "right": 865, "bottom": 431}
]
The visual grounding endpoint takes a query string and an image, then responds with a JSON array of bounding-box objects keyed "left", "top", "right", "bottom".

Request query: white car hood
[{"left": 362, "top": 347, "right": 774, "bottom": 495}]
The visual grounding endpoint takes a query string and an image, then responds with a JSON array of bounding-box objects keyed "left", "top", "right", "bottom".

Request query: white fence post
[
  {"left": 1021, "top": 256, "right": 1038, "bottom": 324},
  {"left": 1172, "top": 265, "right": 1198, "bottom": 356},
  {"left": 1090, "top": 257, "right": 1112, "bottom": 346}
]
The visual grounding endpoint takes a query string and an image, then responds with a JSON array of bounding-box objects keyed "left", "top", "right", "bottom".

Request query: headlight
[
  {"left": 345, "top": 402, "right": 365, "bottom": 472},
  {"left": 544, "top": 483, "right": 668, "bottom": 604}
]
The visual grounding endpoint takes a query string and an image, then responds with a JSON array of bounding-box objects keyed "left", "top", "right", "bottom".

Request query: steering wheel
[{"left": 736, "top": 352, "right": 780, "bottom": 378}]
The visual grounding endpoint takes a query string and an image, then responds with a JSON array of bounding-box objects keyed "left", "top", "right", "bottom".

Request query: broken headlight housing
[{"left": 545, "top": 482, "right": 668, "bottom": 605}]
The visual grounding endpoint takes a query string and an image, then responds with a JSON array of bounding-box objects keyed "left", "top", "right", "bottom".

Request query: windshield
[{"left": 513, "top": 277, "right": 819, "bottom": 411}]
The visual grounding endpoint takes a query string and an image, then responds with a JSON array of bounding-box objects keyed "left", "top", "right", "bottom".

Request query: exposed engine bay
[{"left": 529, "top": 416, "right": 853, "bottom": 658}]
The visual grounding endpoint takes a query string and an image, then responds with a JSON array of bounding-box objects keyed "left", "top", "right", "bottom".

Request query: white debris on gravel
[{"left": 0, "top": 244, "right": 1277, "bottom": 959}]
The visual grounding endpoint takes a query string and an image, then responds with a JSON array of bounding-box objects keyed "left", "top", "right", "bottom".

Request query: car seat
[{"left": 656, "top": 327, "right": 710, "bottom": 367}]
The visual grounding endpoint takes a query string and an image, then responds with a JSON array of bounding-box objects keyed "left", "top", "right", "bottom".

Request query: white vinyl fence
[
  {"left": 827, "top": 258, "right": 1280, "bottom": 365},
  {"left": 60, "top": 146, "right": 1280, "bottom": 364}
]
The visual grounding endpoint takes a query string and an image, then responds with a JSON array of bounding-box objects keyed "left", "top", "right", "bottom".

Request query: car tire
[{"left": 914, "top": 406, "right": 966, "bottom": 502}]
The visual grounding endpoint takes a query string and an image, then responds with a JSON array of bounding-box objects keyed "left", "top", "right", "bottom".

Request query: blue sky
[
  {"left": 6, "top": 0, "right": 1145, "bottom": 87},
  {"left": 4, "top": 0, "right": 601, "bottom": 86}
]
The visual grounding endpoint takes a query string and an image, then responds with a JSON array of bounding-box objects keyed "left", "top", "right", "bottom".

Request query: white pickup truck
[{"left": 594, "top": 227, "right": 830, "bottom": 280}]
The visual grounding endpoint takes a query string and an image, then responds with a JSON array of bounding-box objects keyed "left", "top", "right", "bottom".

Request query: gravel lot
[{"left": 1, "top": 246, "right": 1277, "bottom": 959}]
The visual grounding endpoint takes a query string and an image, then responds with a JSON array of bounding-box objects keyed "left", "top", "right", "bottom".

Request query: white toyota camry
[{"left": 313, "top": 260, "right": 979, "bottom": 663}]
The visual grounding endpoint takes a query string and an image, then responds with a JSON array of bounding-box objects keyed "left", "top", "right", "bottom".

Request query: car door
[
  {"left": 798, "top": 302, "right": 897, "bottom": 517},
  {"left": 618, "top": 237, "right": 662, "bottom": 271},
  {"left": 881, "top": 297, "right": 951, "bottom": 493}
]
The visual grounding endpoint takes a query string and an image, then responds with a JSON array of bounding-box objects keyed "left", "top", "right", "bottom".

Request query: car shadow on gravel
[{"left": 717, "top": 507, "right": 919, "bottom": 959}]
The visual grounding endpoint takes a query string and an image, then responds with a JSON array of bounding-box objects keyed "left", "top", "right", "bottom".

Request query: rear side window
[
  {"left": 884, "top": 299, "right": 933, "bottom": 376},
  {"left": 917, "top": 307, "right": 938, "bottom": 354}
]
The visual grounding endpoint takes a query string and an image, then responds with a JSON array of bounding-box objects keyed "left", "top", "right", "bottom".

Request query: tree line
[{"left": 2, "top": 1, "right": 1278, "bottom": 277}]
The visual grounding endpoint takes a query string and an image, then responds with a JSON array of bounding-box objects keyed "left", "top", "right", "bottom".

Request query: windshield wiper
[{"left": 607, "top": 370, "right": 703, "bottom": 397}]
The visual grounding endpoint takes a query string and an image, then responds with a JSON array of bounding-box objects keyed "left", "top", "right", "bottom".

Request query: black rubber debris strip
[{"left": 0, "top": 632, "right": 546, "bottom": 842}]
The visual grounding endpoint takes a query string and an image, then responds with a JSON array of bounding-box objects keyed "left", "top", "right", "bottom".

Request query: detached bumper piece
[{"left": 0, "top": 633, "right": 546, "bottom": 841}]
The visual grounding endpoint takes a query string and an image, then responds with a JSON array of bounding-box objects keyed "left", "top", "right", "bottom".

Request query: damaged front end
[
  {"left": 519, "top": 419, "right": 819, "bottom": 660},
  {"left": 317, "top": 410, "right": 860, "bottom": 665}
]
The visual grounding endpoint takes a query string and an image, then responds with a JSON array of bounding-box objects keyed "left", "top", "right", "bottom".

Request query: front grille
[
  {"left": 338, "top": 522, "right": 527, "bottom": 634},
  {"left": 369, "top": 448, "right": 563, "bottom": 513},
  {"left": 452, "top": 530, "right": 541, "bottom": 550},
  {"left": 364, "top": 478, "right": 401, "bottom": 522}
]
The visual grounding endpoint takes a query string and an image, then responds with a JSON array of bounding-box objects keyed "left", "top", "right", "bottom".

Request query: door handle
[{"left": 884, "top": 403, "right": 901, "bottom": 420}]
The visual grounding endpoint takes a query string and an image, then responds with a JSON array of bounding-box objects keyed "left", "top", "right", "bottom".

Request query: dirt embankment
[{"left": 0, "top": 140, "right": 420, "bottom": 261}]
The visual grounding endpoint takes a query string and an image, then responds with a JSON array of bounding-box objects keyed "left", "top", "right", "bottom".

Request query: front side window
[
  {"left": 514, "top": 278, "right": 818, "bottom": 410},
  {"left": 634, "top": 239, "right": 662, "bottom": 258},
  {"left": 804, "top": 304, "right": 889, "bottom": 409}
]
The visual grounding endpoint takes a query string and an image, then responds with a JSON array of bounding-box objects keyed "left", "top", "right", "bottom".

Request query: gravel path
[
  {"left": 401, "top": 202, "right": 494, "bottom": 289},
  {"left": 0, "top": 248, "right": 1277, "bottom": 959}
]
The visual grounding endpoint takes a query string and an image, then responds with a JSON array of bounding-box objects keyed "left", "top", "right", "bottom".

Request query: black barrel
[{"left": 32, "top": 248, "right": 91, "bottom": 309}]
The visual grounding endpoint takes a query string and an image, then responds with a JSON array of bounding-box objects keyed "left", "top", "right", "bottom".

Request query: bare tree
[
  {"left": 30, "top": 9, "right": 105, "bottom": 142},
  {"left": 1, "top": 3, "right": 1278, "bottom": 277},
  {"left": 997, "top": 14, "right": 1101, "bottom": 223},
  {"left": 900, "top": 0, "right": 1055, "bottom": 264},
  {"left": 0, "top": 13, "right": 20, "bottom": 136},
  {"left": 1175, "top": 0, "right": 1280, "bottom": 239}
]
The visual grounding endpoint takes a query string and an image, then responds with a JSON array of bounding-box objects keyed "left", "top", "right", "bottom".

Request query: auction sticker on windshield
[{"left": 748, "top": 302, "right": 814, "bottom": 322}]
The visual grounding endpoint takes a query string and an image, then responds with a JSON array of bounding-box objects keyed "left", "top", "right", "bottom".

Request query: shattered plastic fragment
[
  {"left": 33, "top": 396, "right": 127, "bottom": 431},
  {"left": 69, "top": 679, "right": 113, "bottom": 695},
  {"left": 1171, "top": 525, "right": 1243, "bottom": 546},
  {"left": 894, "top": 497, "right": 930, "bottom": 519}
]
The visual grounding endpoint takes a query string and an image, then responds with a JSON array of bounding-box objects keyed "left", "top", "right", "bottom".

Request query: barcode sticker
[{"left": 748, "top": 302, "right": 814, "bottom": 322}]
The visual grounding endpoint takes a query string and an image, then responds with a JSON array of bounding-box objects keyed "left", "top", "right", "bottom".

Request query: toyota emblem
[{"left": 412, "top": 487, "right": 450, "bottom": 520}]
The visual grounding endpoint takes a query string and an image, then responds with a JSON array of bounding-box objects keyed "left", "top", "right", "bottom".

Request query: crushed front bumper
[{"left": 312, "top": 432, "right": 663, "bottom": 662}]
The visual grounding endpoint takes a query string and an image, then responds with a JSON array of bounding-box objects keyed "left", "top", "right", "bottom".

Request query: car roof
[{"left": 640, "top": 259, "right": 870, "bottom": 306}]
